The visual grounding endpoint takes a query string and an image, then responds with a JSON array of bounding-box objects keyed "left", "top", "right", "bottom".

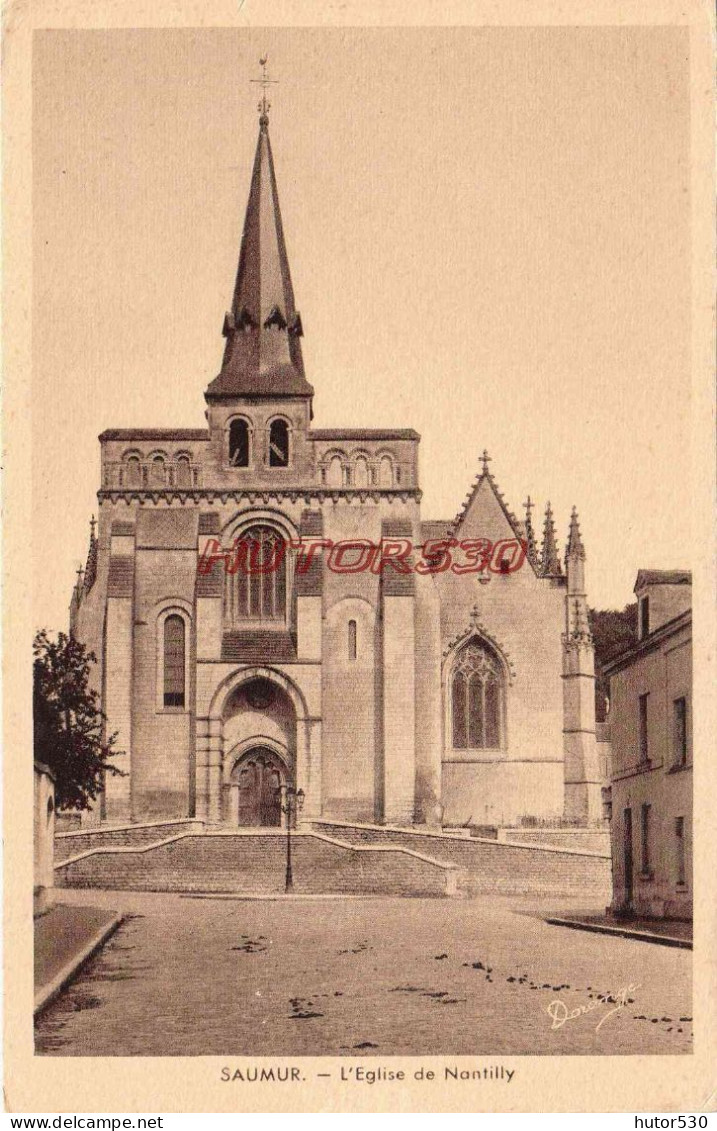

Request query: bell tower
[{"left": 204, "top": 64, "right": 314, "bottom": 482}]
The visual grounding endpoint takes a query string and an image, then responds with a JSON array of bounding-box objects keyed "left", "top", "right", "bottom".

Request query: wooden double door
[{"left": 234, "top": 747, "right": 285, "bottom": 827}]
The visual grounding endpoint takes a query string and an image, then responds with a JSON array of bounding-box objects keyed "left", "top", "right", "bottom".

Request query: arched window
[
  {"left": 326, "top": 455, "right": 345, "bottom": 488},
  {"left": 348, "top": 619, "right": 357, "bottom": 661},
  {"left": 451, "top": 639, "right": 504, "bottom": 749},
  {"left": 353, "top": 457, "right": 369, "bottom": 488},
  {"left": 149, "top": 455, "right": 166, "bottom": 487},
  {"left": 229, "top": 419, "right": 250, "bottom": 468},
  {"left": 268, "top": 419, "right": 290, "bottom": 467},
  {"left": 225, "top": 525, "right": 287, "bottom": 625},
  {"left": 163, "top": 614, "right": 186, "bottom": 707},
  {"left": 124, "top": 455, "right": 142, "bottom": 488},
  {"left": 175, "top": 454, "right": 192, "bottom": 487},
  {"left": 378, "top": 455, "right": 394, "bottom": 487}
]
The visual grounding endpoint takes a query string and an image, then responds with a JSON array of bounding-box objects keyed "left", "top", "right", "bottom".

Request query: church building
[{"left": 69, "top": 101, "right": 602, "bottom": 832}]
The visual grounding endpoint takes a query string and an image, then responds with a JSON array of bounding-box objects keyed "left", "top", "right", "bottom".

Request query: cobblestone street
[{"left": 35, "top": 891, "right": 692, "bottom": 1057}]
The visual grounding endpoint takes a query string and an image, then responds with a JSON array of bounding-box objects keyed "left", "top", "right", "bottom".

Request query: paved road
[{"left": 35, "top": 891, "right": 692, "bottom": 1057}]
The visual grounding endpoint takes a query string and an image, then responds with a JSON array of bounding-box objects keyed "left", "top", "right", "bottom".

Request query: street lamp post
[{"left": 276, "top": 783, "right": 305, "bottom": 893}]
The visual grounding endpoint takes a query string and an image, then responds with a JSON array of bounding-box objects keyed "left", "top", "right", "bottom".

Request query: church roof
[
  {"left": 450, "top": 451, "right": 525, "bottom": 542},
  {"left": 205, "top": 115, "right": 313, "bottom": 403},
  {"left": 310, "top": 429, "right": 420, "bottom": 442},
  {"left": 99, "top": 429, "right": 210, "bottom": 442},
  {"left": 420, "top": 520, "right": 453, "bottom": 542}
]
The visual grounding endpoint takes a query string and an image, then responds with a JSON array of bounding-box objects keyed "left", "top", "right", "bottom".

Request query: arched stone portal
[
  {"left": 196, "top": 667, "right": 322, "bottom": 824},
  {"left": 229, "top": 745, "right": 287, "bottom": 826}
]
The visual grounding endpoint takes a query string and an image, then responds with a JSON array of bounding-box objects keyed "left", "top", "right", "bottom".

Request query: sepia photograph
[{"left": 4, "top": 1, "right": 715, "bottom": 1116}]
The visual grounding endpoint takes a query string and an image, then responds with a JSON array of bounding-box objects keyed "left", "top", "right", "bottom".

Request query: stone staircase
[
  {"left": 54, "top": 825, "right": 458, "bottom": 897},
  {"left": 312, "top": 820, "right": 612, "bottom": 902}
]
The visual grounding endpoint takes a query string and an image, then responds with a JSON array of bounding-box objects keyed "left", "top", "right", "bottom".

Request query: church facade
[{"left": 69, "top": 109, "right": 602, "bottom": 831}]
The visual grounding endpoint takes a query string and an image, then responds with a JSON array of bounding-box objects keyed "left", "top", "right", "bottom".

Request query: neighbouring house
[
  {"left": 34, "top": 762, "right": 55, "bottom": 913},
  {"left": 603, "top": 570, "right": 692, "bottom": 920}
]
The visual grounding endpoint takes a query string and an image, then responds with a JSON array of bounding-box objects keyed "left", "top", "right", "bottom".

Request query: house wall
[
  {"left": 608, "top": 617, "right": 692, "bottom": 919},
  {"left": 34, "top": 763, "right": 55, "bottom": 912}
]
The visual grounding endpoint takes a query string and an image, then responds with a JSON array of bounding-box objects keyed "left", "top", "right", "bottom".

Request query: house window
[
  {"left": 229, "top": 419, "right": 250, "bottom": 468},
  {"left": 268, "top": 419, "right": 290, "bottom": 467},
  {"left": 639, "top": 595, "right": 650, "bottom": 639},
  {"left": 224, "top": 525, "right": 287, "bottom": 624},
  {"left": 638, "top": 693, "right": 649, "bottom": 763},
  {"left": 675, "top": 816, "right": 686, "bottom": 885},
  {"left": 163, "top": 615, "right": 185, "bottom": 708},
  {"left": 451, "top": 638, "right": 504, "bottom": 750},
  {"left": 673, "top": 697, "right": 688, "bottom": 766},
  {"left": 348, "top": 619, "right": 357, "bottom": 661},
  {"left": 640, "top": 803, "right": 651, "bottom": 874}
]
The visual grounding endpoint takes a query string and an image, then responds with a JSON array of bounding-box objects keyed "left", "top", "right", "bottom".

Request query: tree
[
  {"left": 589, "top": 604, "right": 638, "bottom": 722},
  {"left": 33, "top": 629, "right": 125, "bottom": 810}
]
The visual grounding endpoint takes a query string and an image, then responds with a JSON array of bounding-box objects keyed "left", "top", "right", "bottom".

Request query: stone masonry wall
[
  {"left": 313, "top": 822, "right": 611, "bottom": 900},
  {"left": 55, "top": 832, "right": 455, "bottom": 897},
  {"left": 54, "top": 820, "right": 204, "bottom": 862}
]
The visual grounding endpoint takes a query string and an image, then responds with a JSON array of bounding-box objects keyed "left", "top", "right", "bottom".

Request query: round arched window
[
  {"left": 268, "top": 420, "right": 290, "bottom": 467},
  {"left": 229, "top": 419, "right": 250, "bottom": 468},
  {"left": 224, "top": 525, "right": 287, "bottom": 624}
]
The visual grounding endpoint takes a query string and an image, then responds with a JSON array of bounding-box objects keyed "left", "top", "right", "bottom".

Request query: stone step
[
  {"left": 54, "top": 830, "right": 459, "bottom": 897},
  {"left": 311, "top": 820, "right": 612, "bottom": 901}
]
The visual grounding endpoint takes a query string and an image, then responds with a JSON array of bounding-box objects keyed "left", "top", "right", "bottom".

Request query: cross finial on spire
[
  {"left": 480, "top": 449, "right": 492, "bottom": 475},
  {"left": 251, "top": 56, "right": 279, "bottom": 127},
  {"left": 523, "top": 495, "right": 534, "bottom": 520}
]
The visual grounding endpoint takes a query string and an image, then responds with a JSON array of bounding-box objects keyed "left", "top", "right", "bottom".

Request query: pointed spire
[
  {"left": 523, "top": 495, "right": 540, "bottom": 569},
  {"left": 84, "top": 514, "right": 98, "bottom": 592},
  {"left": 72, "top": 565, "right": 85, "bottom": 608},
  {"left": 205, "top": 87, "right": 313, "bottom": 403},
  {"left": 565, "top": 506, "right": 586, "bottom": 562},
  {"left": 540, "top": 502, "right": 562, "bottom": 577}
]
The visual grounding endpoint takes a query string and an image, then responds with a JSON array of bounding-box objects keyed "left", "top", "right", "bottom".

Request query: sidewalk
[
  {"left": 544, "top": 912, "right": 692, "bottom": 949},
  {"left": 34, "top": 901, "right": 124, "bottom": 1014}
]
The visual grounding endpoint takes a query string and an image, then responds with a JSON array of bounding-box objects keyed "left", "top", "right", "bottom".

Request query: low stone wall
[
  {"left": 54, "top": 820, "right": 205, "bottom": 862},
  {"left": 312, "top": 821, "right": 611, "bottom": 900},
  {"left": 495, "top": 828, "right": 611, "bottom": 855},
  {"left": 55, "top": 832, "right": 457, "bottom": 897}
]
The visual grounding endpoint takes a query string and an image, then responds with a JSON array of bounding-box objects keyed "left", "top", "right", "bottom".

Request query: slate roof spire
[{"left": 205, "top": 85, "right": 313, "bottom": 404}]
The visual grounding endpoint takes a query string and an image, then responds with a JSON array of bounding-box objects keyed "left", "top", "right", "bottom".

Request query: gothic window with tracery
[
  {"left": 451, "top": 638, "right": 504, "bottom": 749},
  {"left": 224, "top": 524, "right": 287, "bottom": 625}
]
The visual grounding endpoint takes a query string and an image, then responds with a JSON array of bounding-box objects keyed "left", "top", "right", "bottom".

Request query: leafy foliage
[
  {"left": 589, "top": 604, "right": 638, "bottom": 722},
  {"left": 33, "top": 630, "right": 125, "bottom": 810}
]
